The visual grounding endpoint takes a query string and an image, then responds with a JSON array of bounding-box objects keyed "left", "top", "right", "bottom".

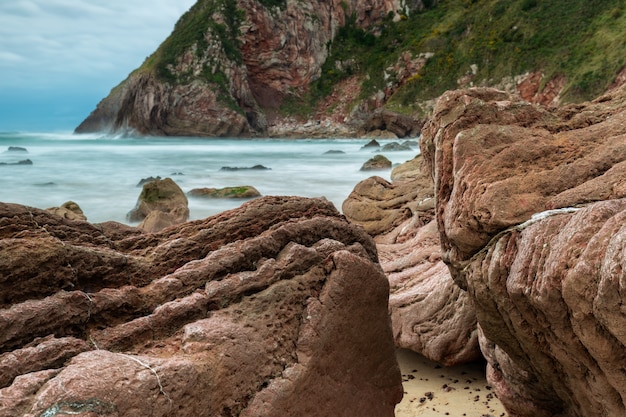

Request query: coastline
[{"left": 395, "top": 349, "right": 508, "bottom": 417}]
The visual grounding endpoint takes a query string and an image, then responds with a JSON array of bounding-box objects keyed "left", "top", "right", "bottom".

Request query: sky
[{"left": 0, "top": 0, "right": 197, "bottom": 132}]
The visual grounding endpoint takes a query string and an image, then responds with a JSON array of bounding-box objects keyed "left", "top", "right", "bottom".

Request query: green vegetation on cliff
[
  {"left": 314, "top": 0, "right": 626, "bottom": 115},
  {"left": 141, "top": 0, "right": 244, "bottom": 83}
]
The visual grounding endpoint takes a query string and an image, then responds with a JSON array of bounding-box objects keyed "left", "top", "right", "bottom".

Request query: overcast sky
[{"left": 0, "top": 0, "right": 196, "bottom": 132}]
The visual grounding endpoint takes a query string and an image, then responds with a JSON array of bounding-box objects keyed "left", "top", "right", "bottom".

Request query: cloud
[
  {"left": 0, "top": 0, "right": 197, "bottom": 130},
  {"left": 0, "top": 0, "right": 196, "bottom": 90}
]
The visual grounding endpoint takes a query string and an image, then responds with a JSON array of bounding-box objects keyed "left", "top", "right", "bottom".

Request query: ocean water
[{"left": 0, "top": 132, "right": 419, "bottom": 225}]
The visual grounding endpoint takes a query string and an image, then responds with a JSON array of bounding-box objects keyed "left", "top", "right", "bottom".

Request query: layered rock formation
[
  {"left": 0, "top": 196, "right": 402, "bottom": 416},
  {"left": 420, "top": 85, "right": 626, "bottom": 416},
  {"left": 75, "top": 0, "right": 409, "bottom": 137},
  {"left": 343, "top": 156, "right": 480, "bottom": 366}
]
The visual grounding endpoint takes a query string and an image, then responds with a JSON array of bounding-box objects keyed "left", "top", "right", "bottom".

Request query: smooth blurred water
[{"left": 0, "top": 132, "right": 419, "bottom": 225}]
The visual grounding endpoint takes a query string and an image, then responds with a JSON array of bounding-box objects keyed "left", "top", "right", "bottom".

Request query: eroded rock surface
[
  {"left": 343, "top": 156, "right": 480, "bottom": 366},
  {"left": 0, "top": 196, "right": 402, "bottom": 417},
  {"left": 420, "top": 86, "right": 626, "bottom": 416}
]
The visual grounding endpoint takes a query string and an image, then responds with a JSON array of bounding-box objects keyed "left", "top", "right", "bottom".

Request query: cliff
[
  {"left": 75, "top": 0, "right": 412, "bottom": 136},
  {"left": 75, "top": 0, "right": 626, "bottom": 137}
]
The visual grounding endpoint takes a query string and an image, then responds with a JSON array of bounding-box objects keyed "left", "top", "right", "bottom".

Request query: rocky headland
[{"left": 0, "top": 196, "right": 402, "bottom": 416}]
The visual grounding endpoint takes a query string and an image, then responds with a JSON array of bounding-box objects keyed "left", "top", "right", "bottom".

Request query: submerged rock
[
  {"left": 188, "top": 186, "right": 261, "bottom": 199},
  {"left": 220, "top": 165, "right": 271, "bottom": 171},
  {"left": 0, "top": 159, "right": 32, "bottom": 166},
  {"left": 0, "top": 196, "right": 402, "bottom": 416},
  {"left": 5, "top": 146, "right": 27, "bottom": 153},
  {"left": 420, "top": 86, "right": 626, "bottom": 417}
]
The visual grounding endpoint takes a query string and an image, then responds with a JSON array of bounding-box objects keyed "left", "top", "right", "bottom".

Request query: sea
[{"left": 0, "top": 132, "right": 419, "bottom": 225}]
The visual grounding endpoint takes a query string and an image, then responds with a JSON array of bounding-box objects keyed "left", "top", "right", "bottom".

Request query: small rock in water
[
  {"left": 361, "top": 139, "right": 381, "bottom": 149},
  {"left": 0, "top": 159, "right": 33, "bottom": 165},
  {"left": 136, "top": 176, "right": 162, "bottom": 187},
  {"left": 324, "top": 150, "right": 345, "bottom": 154},
  {"left": 188, "top": 186, "right": 261, "bottom": 199},
  {"left": 360, "top": 155, "right": 391, "bottom": 171},
  {"left": 220, "top": 164, "right": 271, "bottom": 171},
  {"left": 6, "top": 146, "right": 28, "bottom": 153}
]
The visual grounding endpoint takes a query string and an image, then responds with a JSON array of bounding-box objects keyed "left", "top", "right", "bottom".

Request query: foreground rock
[
  {"left": 420, "top": 86, "right": 626, "bottom": 416},
  {"left": 343, "top": 156, "right": 480, "bottom": 366},
  {"left": 127, "top": 177, "right": 189, "bottom": 232},
  {"left": 0, "top": 196, "right": 402, "bottom": 416}
]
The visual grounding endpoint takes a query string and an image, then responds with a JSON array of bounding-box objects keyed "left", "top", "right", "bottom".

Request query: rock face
[
  {"left": 0, "top": 196, "right": 402, "bottom": 416},
  {"left": 420, "top": 86, "right": 626, "bottom": 416},
  {"left": 75, "top": 0, "right": 409, "bottom": 137},
  {"left": 343, "top": 155, "right": 480, "bottom": 366}
]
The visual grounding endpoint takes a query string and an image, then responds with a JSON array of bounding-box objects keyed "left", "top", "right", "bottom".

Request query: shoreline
[{"left": 395, "top": 349, "right": 508, "bottom": 417}]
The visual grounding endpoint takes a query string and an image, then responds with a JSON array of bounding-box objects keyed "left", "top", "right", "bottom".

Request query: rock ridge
[
  {"left": 0, "top": 196, "right": 402, "bottom": 416},
  {"left": 420, "top": 85, "right": 626, "bottom": 417}
]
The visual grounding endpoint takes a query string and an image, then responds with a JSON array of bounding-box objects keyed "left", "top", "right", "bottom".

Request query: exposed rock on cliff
[
  {"left": 343, "top": 155, "right": 480, "bottom": 366},
  {"left": 0, "top": 196, "right": 402, "bottom": 416},
  {"left": 75, "top": 0, "right": 409, "bottom": 137},
  {"left": 420, "top": 85, "right": 626, "bottom": 416}
]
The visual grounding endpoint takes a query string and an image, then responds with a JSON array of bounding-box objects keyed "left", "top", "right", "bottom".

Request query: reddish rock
[
  {"left": 344, "top": 155, "right": 481, "bottom": 366},
  {"left": 421, "top": 85, "right": 626, "bottom": 416},
  {"left": 0, "top": 196, "right": 402, "bottom": 416}
]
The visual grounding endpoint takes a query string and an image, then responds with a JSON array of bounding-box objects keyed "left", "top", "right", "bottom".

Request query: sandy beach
[{"left": 395, "top": 349, "right": 508, "bottom": 417}]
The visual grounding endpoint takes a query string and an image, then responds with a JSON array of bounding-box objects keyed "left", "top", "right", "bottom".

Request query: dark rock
[
  {"left": 136, "top": 176, "right": 162, "bottom": 187},
  {"left": 360, "top": 155, "right": 391, "bottom": 171},
  {"left": 0, "top": 159, "right": 32, "bottom": 166},
  {"left": 5, "top": 146, "right": 27, "bottom": 153},
  {"left": 361, "top": 139, "right": 381, "bottom": 149},
  {"left": 220, "top": 165, "right": 271, "bottom": 171},
  {"left": 324, "top": 150, "right": 346, "bottom": 154},
  {"left": 381, "top": 141, "right": 413, "bottom": 151}
]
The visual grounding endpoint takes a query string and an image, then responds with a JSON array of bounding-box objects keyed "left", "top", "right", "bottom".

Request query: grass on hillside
[{"left": 309, "top": 0, "right": 626, "bottom": 117}]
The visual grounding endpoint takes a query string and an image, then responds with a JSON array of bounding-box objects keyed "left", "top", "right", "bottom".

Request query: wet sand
[{"left": 395, "top": 349, "right": 508, "bottom": 417}]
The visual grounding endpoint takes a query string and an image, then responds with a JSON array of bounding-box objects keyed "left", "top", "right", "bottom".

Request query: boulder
[
  {"left": 420, "top": 86, "right": 626, "bottom": 416},
  {"left": 127, "top": 178, "right": 189, "bottom": 230},
  {"left": 188, "top": 186, "right": 261, "bottom": 199},
  {"left": 0, "top": 196, "right": 403, "bottom": 417},
  {"left": 45, "top": 201, "right": 87, "bottom": 221},
  {"left": 343, "top": 155, "right": 481, "bottom": 366},
  {"left": 360, "top": 154, "right": 392, "bottom": 171}
]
